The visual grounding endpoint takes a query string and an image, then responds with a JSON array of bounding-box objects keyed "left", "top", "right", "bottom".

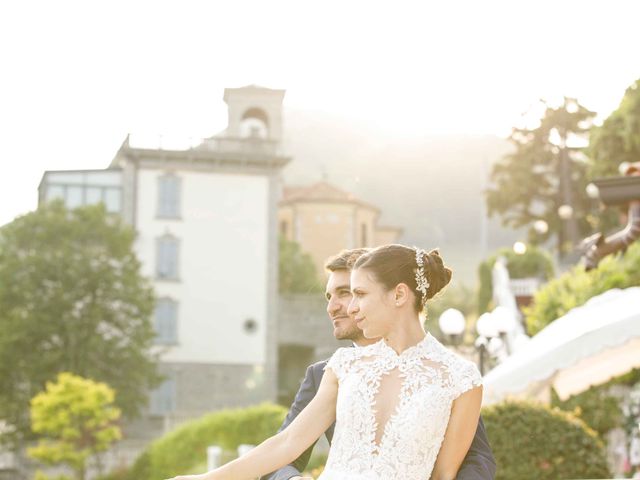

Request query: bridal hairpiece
[{"left": 413, "top": 247, "right": 430, "bottom": 306}]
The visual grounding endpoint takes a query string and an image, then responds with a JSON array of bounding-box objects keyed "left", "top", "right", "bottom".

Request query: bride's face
[{"left": 348, "top": 267, "right": 395, "bottom": 339}]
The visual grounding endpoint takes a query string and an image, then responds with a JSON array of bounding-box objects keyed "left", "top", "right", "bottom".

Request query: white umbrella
[{"left": 483, "top": 287, "right": 640, "bottom": 404}]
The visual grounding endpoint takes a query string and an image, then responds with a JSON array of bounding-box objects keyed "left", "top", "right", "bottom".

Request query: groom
[{"left": 262, "top": 248, "right": 496, "bottom": 480}]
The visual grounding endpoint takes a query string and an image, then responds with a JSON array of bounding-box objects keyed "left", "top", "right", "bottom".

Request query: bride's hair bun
[
  {"left": 353, "top": 244, "right": 452, "bottom": 311},
  {"left": 423, "top": 249, "right": 452, "bottom": 300}
]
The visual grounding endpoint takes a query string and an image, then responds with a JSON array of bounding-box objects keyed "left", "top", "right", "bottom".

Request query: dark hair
[
  {"left": 353, "top": 244, "right": 452, "bottom": 311},
  {"left": 324, "top": 248, "right": 371, "bottom": 272}
]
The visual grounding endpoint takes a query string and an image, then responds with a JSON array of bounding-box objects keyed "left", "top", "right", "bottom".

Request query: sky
[{"left": 1, "top": 0, "right": 639, "bottom": 226}]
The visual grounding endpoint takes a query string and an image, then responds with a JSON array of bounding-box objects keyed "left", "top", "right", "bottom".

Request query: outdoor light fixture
[
  {"left": 585, "top": 183, "right": 600, "bottom": 199},
  {"left": 476, "top": 312, "right": 498, "bottom": 339},
  {"left": 438, "top": 308, "right": 466, "bottom": 346},
  {"left": 533, "top": 220, "right": 549, "bottom": 234},
  {"left": 492, "top": 306, "right": 517, "bottom": 355},
  {"left": 513, "top": 242, "right": 527, "bottom": 255},
  {"left": 558, "top": 204, "right": 574, "bottom": 220},
  {"left": 475, "top": 312, "right": 497, "bottom": 375},
  {"left": 475, "top": 308, "right": 517, "bottom": 375}
]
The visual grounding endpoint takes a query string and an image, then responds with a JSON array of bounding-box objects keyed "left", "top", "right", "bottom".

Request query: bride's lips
[{"left": 355, "top": 318, "right": 365, "bottom": 327}]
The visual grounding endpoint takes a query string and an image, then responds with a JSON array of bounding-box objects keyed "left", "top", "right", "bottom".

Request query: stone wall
[{"left": 278, "top": 293, "right": 347, "bottom": 362}]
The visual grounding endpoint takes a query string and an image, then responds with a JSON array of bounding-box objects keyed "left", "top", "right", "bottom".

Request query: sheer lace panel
[{"left": 321, "top": 333, "right": 482, "bottom": 480}]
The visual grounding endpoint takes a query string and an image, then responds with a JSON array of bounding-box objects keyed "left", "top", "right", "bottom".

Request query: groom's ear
[{"left": 394, "top": 283, "right": 411, "bottom": 307}]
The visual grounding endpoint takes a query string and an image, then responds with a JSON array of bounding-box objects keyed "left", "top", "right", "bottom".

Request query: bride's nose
[{"left": 347, "top": 297, "right": 359, "bottom": 315}]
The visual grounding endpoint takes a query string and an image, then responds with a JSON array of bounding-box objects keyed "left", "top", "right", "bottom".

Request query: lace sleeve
[
  {"left": 324, "top": 347, "right": 351, "bottom": 381},
  {"left": 452, "top": 358, "right": 483, "bottom": 400}
]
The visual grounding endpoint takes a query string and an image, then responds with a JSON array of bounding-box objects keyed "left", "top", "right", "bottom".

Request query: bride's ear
[{"left": 393, "top": 283, "right": 411, "bottom": 307}]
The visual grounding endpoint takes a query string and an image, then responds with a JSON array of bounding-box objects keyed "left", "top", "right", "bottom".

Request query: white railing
[
  {"left": 126, "top": 134, "right": 281, "bottom": 156},
  {"left": 509, "top": 278, "right": 541, "bottom": 296}
]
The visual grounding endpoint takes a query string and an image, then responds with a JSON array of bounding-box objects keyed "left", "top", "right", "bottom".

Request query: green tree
[
  {"left": 589, "top": 79, "right": 640, "bottom": 179},
  {"left": 0, "top": 201, "right": 159, "bottom": 444},
  {"left": 525, "top": 241, "right": 640, "bottom": 335},
  {"left": 28, "top": 373, "right": 122, "bottom": 480},
  {"left": 278, "top": 236, "right": 321, "bottom": 293},
  {"left": 486, "top": 98, "right": 597, "bottom": 255}
]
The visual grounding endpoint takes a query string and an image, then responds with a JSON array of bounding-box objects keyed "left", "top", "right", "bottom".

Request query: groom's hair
[{"left": 324, "top": 248, "right": 371, "bottom": 273}]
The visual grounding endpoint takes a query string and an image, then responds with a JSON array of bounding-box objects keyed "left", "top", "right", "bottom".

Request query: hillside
[{"left": 281, "top": 108, "right": 526, "bottom": 285}]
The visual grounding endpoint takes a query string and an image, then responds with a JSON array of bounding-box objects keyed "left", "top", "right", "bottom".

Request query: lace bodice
[{"left": 318, "top": 333, "right": 482, "bottom": 480}]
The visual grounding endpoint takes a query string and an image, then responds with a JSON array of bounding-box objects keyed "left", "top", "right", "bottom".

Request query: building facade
[
  {"left": 38, "top": 86, "right": 290, "bottom": 436},
  {"left": 278, "top": 181, "right": 403, "bottom": 277},
  {"left": 35, "top": 86, "right": 405, "bottom": 475}
]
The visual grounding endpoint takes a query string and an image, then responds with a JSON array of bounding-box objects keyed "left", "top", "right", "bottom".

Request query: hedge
[
  {"left": 115, "top": 400, "right": 612, "bottom": 480},
  {"left": 483, "top": 400, "right": 610, "bottom": 480},
  {"left": 525, "top": 241, "right": 640, "bottom": 335},
  {"left": 126, "top": 403, "right": 287, "bottom": 480}
]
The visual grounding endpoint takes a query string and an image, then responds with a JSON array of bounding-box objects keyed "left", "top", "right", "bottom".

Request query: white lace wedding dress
[{"left": 318, "top": 333, "right": 482, "bottom": 480}]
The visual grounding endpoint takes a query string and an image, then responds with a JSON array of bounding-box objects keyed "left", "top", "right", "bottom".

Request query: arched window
[{"left": 240, "top": 107, "right": 269, "bottom": 138}]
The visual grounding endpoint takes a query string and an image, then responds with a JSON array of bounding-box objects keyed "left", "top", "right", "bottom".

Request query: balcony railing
[
  {"left": 126, "top": 134, "right": 281, "bottom": 156},
  {"left": 509, "top": 278, "right": 541, "bottom": 297}
]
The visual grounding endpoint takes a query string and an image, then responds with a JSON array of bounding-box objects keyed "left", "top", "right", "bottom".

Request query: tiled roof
[{"left": 281, "top": 181, "right": 379, "bottom": 211}]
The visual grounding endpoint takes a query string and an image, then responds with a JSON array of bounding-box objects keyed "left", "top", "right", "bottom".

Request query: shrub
[
  {"left": 33, "top": 472, "right": 72, "bottom": 480},
  {"left": 482, "top": 400, "right": 610, "bottom": 480},
  {"left": 551, "top": 367, "right": 640, "bottom": 438},
  {"left": 551, "top": 388, "right": 621, "bottom": 438},
  {"left": 525, "top": 242, "right": 640, "bottom": 334},
  {"left": 477, "top": 245, "right": 555, "bottom": 313},
  {"left": 28, "top": 373, "right": 121, "bottom": 480},
  {"left": 127, "top": 403, "right": 287, "bottom": 480}
]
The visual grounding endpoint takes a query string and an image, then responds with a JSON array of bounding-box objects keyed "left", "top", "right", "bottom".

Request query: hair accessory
[{"left": 413, "top": 247, "right": 430, "bottom": 306}]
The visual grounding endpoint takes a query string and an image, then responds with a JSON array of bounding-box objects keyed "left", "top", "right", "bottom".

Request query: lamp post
[
  {"left": 475, "top": 312, "right": 498, "bottom": 375},
  {"left": 474, "top": 308, "right": 516, "bottom": 374},
  {"left": 438, "top": 308, "right": 466, "bottom": 347},
  {"left": 557, "top": 203, "right": 576, "bottom": 261}
]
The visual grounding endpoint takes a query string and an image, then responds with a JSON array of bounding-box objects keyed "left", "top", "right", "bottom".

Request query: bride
[{"left": 169, "top": 244, "right": 483, "bottom": 480}]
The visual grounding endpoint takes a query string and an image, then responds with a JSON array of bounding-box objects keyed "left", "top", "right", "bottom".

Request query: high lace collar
[{"left": 362, "top": 332, "right": 437, "bottom": 360}]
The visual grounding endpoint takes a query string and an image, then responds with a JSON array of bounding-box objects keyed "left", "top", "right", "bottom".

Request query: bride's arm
[
  {"left": 170, "top": 368, "right": 338, "bottom": 480},
  {"left": 430, "top": 386, "right": 483, "bottom": 480}
]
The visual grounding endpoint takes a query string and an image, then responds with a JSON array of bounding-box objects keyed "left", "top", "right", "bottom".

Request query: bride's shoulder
[
  {"left": 324, "top": 346, "right": 359, "bottom": 378},
  {"left": 430, "top": 341, "right": 482, "bottom": 397},
  {"left": 428, "top": 337, "right": 481, "bottom": 376},
  {"left": 329, "top": 346, "right": 357, "bottom": 360}
]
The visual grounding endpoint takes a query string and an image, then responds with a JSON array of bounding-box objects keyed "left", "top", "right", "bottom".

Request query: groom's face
[{"left": 325, "top": 269, "right": 365, "bottom": 342}]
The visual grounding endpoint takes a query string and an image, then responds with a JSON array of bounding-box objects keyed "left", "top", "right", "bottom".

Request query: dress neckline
[{"left": 367, "top": 332, "right": 436, "bottom": 359}]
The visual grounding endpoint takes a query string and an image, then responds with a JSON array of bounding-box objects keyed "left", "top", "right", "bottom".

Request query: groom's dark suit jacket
[{"left": 262, "top": 358, "right": 496, "bottom": 480}]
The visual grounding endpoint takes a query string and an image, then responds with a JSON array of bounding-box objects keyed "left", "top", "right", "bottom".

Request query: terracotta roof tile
[{"left": 281, "top": 181, "right": 379, "bottom": 211}]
